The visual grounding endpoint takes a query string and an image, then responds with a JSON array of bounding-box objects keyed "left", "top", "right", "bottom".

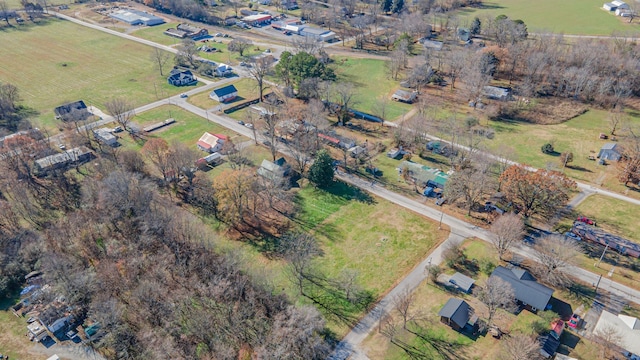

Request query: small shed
[
  {"left": 387, "top": 148, "right": 402, "bottom": 159},
  {"left": 482, "top": 86, "right": 511, "bottom": 101},
  {"left": 348, "top": 145, "right": 366, "bottom": 158},
  {"left": 391, "top": 89, "right": 417, "bottom": 103},
  {"left": 598, "top": 142, "right": 621, "bottom": 161},
  {"left": 209, "top": 84, "right": 238, "bottom": 102},
  {"left": 604, "top": 2, "right": 617, "bottom": 11},
  {"left": 438, "top": 298, "right": 475, "bottom": 331},
  {"left": 449, "top": 272, "right": 476, "bottom": 293},
  {"left": 197, "top": 152, "right": 223, "bottom": 167},
  {"left": 422, "top": 39, "right": 444, "bottom": 51}
]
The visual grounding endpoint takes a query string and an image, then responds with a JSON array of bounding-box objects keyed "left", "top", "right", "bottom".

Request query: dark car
[{"left": 564, "top": 232, "right": 582, "bottom": 241}]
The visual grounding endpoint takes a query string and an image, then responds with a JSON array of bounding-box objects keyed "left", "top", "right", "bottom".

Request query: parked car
[
  {"left": 245, "top": 123, "right": 254, "bottom": 129},
  {"left": 237, "top": 120, "right": 245, "bottom": 125},
  {"left": 435, "top": 197, "right": 446, "bottom": 206},
  {"left": 568, "top": 314, "right": 582, "bottom": 329},
  {"left": 180, "top": 93, "right": 188, "bottom": 98},
  {"left": 576, "top": 216, "right": 596, "bottom": 226},
  {"left": 113, "top": 126, "right": 123, "bottom": 133}
]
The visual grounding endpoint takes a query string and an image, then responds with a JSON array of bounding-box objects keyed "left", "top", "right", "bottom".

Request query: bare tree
[
  {"left": 290, "top": 35, "right": 324, "bottom": 55},
  {"left": 104, "top": 98, "right": 135, "bottom": 133},
  {"left": 446, "top": 48, "right": 467, "bottom": 89},
  {"left": 150, "top": 47, "right": 171, "bottom": 76},
  {"left": 490, "top": 213, "right": 524, "bottom": 260},
  {"left": 333, "top": 82, "right": 358, "bottom": 124},
  {"left": 444, "top": 155, "right": 496, "bottom": 215},
  {"left": 175, "top": 38, "right": 197, "bottom": 67},
  {"left": 141, "top": 138, "right": 171, "bottom": 182},
  {"left": 533, "top": 235, "right": 580, "bottom": 287},
  {"left": 393, "top": 288, "right": 422, "bottom": 329},
  {"left": 261, "top": 112, "right": 281, "bottom": 161},
  {"left": 0, "top": 1, "right": 11, "bottom": 26},
  {"left": 475, "top": 276, "right": 516, "bottom": 326},
  {"left": 228, "top": 38, "right": 252, "bottom": 57},
  {"left": 248, "top": 56, "right": 274, "bottom": 102},
  {"left": 499, "top": 333, "right": 542, "bottom": 360},
  {"left": 594, "top": 325, "right": 624, "bottom": 360}
]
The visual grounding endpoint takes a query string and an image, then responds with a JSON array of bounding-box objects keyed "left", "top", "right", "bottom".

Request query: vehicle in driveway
[
  {"left": 568, "top": 314, "right": 582, "bottom": 329},
  {"left": 576, "top": 216, "right": 596, "bottom": 226}
]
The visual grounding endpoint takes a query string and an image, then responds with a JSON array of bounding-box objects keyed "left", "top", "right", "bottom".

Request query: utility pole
[
  {"left": 595, "top": 243, "right": 610, "bottom": 268},
  {"left": 594, "top": 274, "right": 603, "bottom": 295}
]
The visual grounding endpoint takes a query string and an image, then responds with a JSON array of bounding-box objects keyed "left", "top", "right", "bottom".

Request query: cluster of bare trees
[
  {"left": 0, "top": 82, "right": 33, "bottom": 132},
  {"left": 0, "top": 132, "right": 332, "bottom": 358}
]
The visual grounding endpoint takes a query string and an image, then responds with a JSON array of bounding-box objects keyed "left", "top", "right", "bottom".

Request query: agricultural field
[
  {"left": 456, "top": 0, "right": 639, "bottom": 35},
  {"left": 0, "top": 19, "right": 191, "bottom": 133},
  {"left": 332, "top": 58, "right": 413, "bottom": 121}
]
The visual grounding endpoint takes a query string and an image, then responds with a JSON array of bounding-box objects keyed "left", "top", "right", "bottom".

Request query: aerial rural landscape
[{"left": 1, "top": 0, "right": 640, "bottom": 359}]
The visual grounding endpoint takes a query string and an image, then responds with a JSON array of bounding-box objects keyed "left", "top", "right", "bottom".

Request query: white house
[
  {"left": 594, "top": 310, "right": 640, "bottom": 357},
  {"left": 197, "top": 132, "right": 228, "bottom": 153},
  {"left": 209, "top": 84, "right": 238, "bottom": 103},
  {"left": 613, "top": 0, "right": 630, "bottom": 9},
  {"left": 215, "top": 63, "right": 233, "bottom": 77}
]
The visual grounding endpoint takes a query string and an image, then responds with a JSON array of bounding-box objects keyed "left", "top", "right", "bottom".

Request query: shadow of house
[
  {"left": 54, "top": 100, "right": 91, "bottom": 122},
  {"left": 490, "top": 266, "right": 554, "bottom": 313},
  {"left": 167, "top": 69, "right": 197, "bottom": 86},
  {"left": 438, "top": 298, "right": 478, "bottom": 333}
]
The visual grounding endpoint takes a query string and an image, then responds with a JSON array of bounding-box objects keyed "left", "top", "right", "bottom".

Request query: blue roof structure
[{"left": 211, "top": 85, "right": 238, "bottom": 97}]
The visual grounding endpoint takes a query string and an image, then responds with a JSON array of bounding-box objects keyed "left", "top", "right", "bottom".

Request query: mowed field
[
  {"left": 333, "top": 58, "right": 413, "bottom": 121},
  {"left": 0, "top": 19, "right": 189, "bottom": 132},
  {"left": 457, "top": 0, "right": 639, "bottom": 35}
]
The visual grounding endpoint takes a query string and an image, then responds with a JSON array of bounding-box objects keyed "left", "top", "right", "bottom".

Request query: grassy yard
[
  {"left": 118, "top": 105, "right": 248, "bottom": 152},
  {"left": 485, "top": 108, "right": 640, "bottom": 197},
  {"left": 0, "top": 19, "right": 191, "bottom": 133},
  {"left": 455, "top": 0, "right": 639, "bottom": 35},
  {"left": 332, "top": 58, "right": 413, "bottom": 121},
  {"left": 130, "top": 22, "right": 183, "bottom": 46},
  {"left": 0, "top": 301, "right": 37, "bottom": 360},
  {"left": 574, "top": 195, "right": 640, "bottom": 242},
  {"left": 360, "top": 238, "right": 602, "bottom": 360},
  {"left": 188, "top": 78, "right": 260, "bottom": 110}
]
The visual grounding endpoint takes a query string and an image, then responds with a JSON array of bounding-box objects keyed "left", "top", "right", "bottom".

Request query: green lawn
[
  {"left": 332, "top": 58, "right": 413, "bottom": 121},
  {"left": 120, "top": 105, "right": 247, "bottom": 151},
  {"left": 455, "top": 0, "right": 639, "bottom": 35},
  {"left": 188, "top": 78, "right": 260, "bottom": 109},
  {"left": 130, "top": 22, "right": 183, "bottom": 46},
  {"left": 574, "top": 194, "right": 640, "bottom": 242},
  {"left": 486, "top": 109, "right": 640, "bottom": 195},
  {"left": 0, "top": 19, "right": 191, "bottom": 133}
]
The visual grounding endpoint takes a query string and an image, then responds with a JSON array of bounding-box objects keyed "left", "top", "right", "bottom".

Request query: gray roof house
[
  {"left": 598, "top": 142, "right": 622, "bottom": 161},
  {"left": 482, "top": 86, "right": 512, "bottom": 101},
  {"left": 490, "top": 266, "right": 554, "bottom": 312},
  {"left": 438, "top": 298, "right": 476, "bottom": 331},
  {"left": 35, "top": 146, "right": 94, "bottom": 175},
  {"left": 54, "top": 100, "right": 91, "bottom": 122},
  {"left": 257, "top": 158, "right": 290, "bottom": 182},
  {"left": 449, "top": 272, "right": 476, "bottom": 293},
  {"left": 391, "top": 89, "right": 418, "bottom": 103},
  {"left": 167, "top": 69, "right": 197, "bottom": 86}
]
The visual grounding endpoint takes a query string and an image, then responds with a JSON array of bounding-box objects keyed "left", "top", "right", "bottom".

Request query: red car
[
  {"left": 576, "top": 216, "right": 596, "bottom": 226},
  {"left": 568, "top": 314, "right": 581, "bottom": 329}
]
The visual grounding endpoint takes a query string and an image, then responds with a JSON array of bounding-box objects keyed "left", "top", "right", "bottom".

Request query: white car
[{"left": 245, "top": 123, "right": 254, "bottom": 129}]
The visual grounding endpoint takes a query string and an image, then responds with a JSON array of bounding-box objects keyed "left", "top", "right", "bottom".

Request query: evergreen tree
[
  {"left": 381, "top": 0, "right": 392, "bottom": 13},
  {"left": 308, "top": 150, "right": 334, "bottom": 188},
  {"left": 470, "top": 17, "right": 481, "bottom": 35},
  {"left": 391, "top": 0, "right": 404, "bottom": 14}
]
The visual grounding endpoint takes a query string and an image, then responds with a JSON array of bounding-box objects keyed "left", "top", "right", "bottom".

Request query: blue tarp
[{"left": 20, "top": 285, "right": 40, "bottom": 296}]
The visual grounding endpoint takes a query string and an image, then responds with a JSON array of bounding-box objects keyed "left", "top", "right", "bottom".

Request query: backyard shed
[
  {"left": 438, "top": 298, "right": 475, "bottom": 331},
  {"left": 449, "top": 272, "right": 476, "bottom": 293},
  {"left": 391, "top": 89, "right": 418, "bottom": 103}
]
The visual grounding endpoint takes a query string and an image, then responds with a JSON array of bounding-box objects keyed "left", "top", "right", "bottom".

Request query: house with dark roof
[
  {"left": 482, "top": 86, "right": 512, "bottom": 101},
  {"left": 209, "top": 85, "right": 238, "bottom": 102},
  {"left": 489, "top": 266, "right": 554, "bottom": 312},
  {"left": 449, "top": 272, "right": 476, "bottom": 293},
  {"left": 167, "top": 69, "right": 197, "bottom": 86},
  {"left": 35, "top": 146, "right": 94, "bottom": 175},
  {"left": 164, "top": 23, "right": 209, "bottom": 39},
  {"left": 438, "top": 298, "right": 477, "bottom": 331},
  {"left": 598, "top": 142, "right": 622, "bottom": 162},
  {"left": 54, "top": 100, "right": 91, "bottom": 122}
]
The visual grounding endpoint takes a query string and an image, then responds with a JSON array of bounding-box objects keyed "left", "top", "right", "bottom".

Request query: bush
[
  {"left": 480, "top": 258, "right": 496, "bottom": 275},
  {"left": 541, "top": 143, "right": 554, "bottom": 154},
  {"left": 429, "top": 265, "right": 443, "bottom": 283}
]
